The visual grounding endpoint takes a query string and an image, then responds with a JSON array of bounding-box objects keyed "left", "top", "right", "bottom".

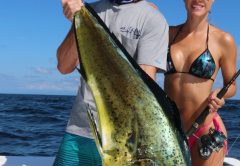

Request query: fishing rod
[
  {"left": 186, "top": 69, "right": 240, "bottom": 137},
  {"left": 228, "top": 135, "right": 240, "bottom": 153}
]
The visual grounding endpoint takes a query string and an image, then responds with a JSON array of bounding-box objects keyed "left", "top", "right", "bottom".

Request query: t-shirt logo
[{"left": 120, "top": 26, "right": 141, "bottom": 39}]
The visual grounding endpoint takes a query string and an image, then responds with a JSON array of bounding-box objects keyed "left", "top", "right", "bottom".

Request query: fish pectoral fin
[
  {"left": 86, "top": 104, "right": 103, "bottom": 155},
  {"left": 131, "top": 159, "right": 157, "bottom": 166}
]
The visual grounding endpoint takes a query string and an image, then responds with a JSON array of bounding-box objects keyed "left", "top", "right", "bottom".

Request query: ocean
[{"left": 0, "top": 94, "right": 239, "bottom": 160}]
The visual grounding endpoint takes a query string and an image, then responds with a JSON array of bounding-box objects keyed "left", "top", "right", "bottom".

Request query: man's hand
[{"left": 62, "top": 0, "right": 84, "bottom": 21}]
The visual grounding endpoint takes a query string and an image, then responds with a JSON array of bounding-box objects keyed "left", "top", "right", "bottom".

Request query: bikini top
[{"left": 164, "top": 24, "right": 216, "bottom": 81}]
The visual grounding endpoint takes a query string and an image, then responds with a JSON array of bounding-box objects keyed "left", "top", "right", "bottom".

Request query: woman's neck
[{"left": 183, "top": 16, "right": 208, "bottom": 34}]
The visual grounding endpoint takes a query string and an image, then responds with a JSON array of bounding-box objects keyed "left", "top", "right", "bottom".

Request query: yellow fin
[{"left": 86, "top": 104, "right": 103, "bottom": 156}]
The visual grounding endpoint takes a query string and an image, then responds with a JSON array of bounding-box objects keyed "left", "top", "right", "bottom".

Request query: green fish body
[{"left": 74, "top": 4, "right": 191, "bottom": 166}]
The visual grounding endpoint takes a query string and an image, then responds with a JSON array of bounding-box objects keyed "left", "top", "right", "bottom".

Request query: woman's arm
[
  {"left": 220, "top": 32, "right": 237, "bottom": 98},
  {"left": 208, "top": 32, "right": 237, "bottom": 111}
]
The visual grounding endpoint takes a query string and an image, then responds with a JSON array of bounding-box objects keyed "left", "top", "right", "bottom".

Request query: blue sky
[{"left": 0, "top": 0, "right": 239, "bottom": 99}]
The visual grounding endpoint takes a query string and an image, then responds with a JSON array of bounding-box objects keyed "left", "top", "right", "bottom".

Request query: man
[{"left": 54, "top": 0, "right": 168, "bottom": 165}]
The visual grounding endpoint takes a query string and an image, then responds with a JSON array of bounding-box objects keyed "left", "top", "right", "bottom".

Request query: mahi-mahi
[{"left": 74, "top": 4, "right": 191, "bottom": 166}]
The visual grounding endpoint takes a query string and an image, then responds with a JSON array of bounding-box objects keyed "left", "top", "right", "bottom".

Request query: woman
[{"left": 164, "top": 0, "right": 237, "bottom": 165}]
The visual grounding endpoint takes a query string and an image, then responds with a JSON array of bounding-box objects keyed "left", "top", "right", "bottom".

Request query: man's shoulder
[
  {"left": 137, "top": 1, "right": 163, "bottom": 14},
  {"left": 89, "top": 0, "right": 161, "bottom": 14},
  {"left": 89, "top": 0, "right": 111, "bottom": 10},
  {"left": 136, "top": 1, "right": 167, "bottom": 22},
  {"left": 89, "top": 0, "right": 104, "bottom": 6}
]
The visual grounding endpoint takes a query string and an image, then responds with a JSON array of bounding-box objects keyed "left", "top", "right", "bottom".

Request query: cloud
[
  {"left": 0, "top": 70, "right": 80, "bottom": 95},
  {"left": 61, "top": 76, "right": 79, "bottom": 83},
  {"left": 25, "top": 77, "right": 79, "bottom": 92},
  {"left": 24, "top": 67, "right": 60, "bottom": 79},
  {"left": 26, "top": 82, "right": 66, "bottom": 90},
  {"left": 32, "top": 67, "right": 52, "bottom": 75}
]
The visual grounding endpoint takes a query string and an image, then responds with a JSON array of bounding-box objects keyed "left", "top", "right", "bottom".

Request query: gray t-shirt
[{"left": 66, "top": 0, "right": 169, "bottom": 138}]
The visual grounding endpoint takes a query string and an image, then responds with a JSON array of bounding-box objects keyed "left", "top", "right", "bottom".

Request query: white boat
[
  {"left": 0, "top": 156, "right": 55, "bottom": 166},
  {"left": 223, "top": 157, "right": 240, "bottom": 166},
  {"left": 0, "top": 156, "right": 240, "bottom": 166}
]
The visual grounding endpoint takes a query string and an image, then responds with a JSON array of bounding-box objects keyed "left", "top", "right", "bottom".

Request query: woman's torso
[{"left": 164, "top": 24, "right": 226, "bottom": 132}]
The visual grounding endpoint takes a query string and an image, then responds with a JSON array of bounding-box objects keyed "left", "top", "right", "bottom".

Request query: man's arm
[
  {"left": 57, "top": 0, "right": 83, "bottom": 74},
  {"left": 140, "top": 64, "right": 157, "bottom": 80},
  {"left": 137, "top": 8, "right": 169, "bottom": 81},
  {"left": 57, "top": 26, "right": 79, "bottom": 74}
]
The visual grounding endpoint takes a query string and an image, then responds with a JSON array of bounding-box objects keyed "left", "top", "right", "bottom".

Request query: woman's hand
[
  {"left": 62, "top": 0, "right": 84, "bottom": 21},
  {"left": 208, "top": 89, "right": 225, "bottom": 112}
]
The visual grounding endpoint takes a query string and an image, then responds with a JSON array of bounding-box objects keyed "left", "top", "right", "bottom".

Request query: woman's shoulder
[
  {"left": 210, "top": 25, "right": 235, "bottom": 47},
  {"left": 210, "top": 25, "right": 236, "bottom": 60},
  {"left": 169, "top": 25, "right": 182, "bottom": 32},
  {"left": 169, "top": 24, "right": 183, "bottom": 41}
]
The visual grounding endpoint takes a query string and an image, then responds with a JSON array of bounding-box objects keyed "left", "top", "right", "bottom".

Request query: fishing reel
[{"left": 198, "top": 128, "right": 227, "bottom": 160}]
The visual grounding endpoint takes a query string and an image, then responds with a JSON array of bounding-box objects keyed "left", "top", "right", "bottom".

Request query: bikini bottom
[{"left": 188, "top": 113, "right": 228, "bottom": 154}]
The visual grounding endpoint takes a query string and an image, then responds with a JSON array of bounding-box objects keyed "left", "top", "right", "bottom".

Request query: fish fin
[
  {"left": 86, "top": 104, "right": 103, "bottom": 155},
  {"left": 126, "top": 116, "right": 138, "bottom": 154}
]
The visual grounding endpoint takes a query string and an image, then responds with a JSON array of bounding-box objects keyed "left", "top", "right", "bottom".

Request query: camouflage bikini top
[{"left": 165, "top": 24, "right": 216, "bottom": 81}]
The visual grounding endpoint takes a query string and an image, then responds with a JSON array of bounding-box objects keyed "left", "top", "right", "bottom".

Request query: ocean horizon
[{"left": 0, "top": 93, "right": 239, "bottom": 160}]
